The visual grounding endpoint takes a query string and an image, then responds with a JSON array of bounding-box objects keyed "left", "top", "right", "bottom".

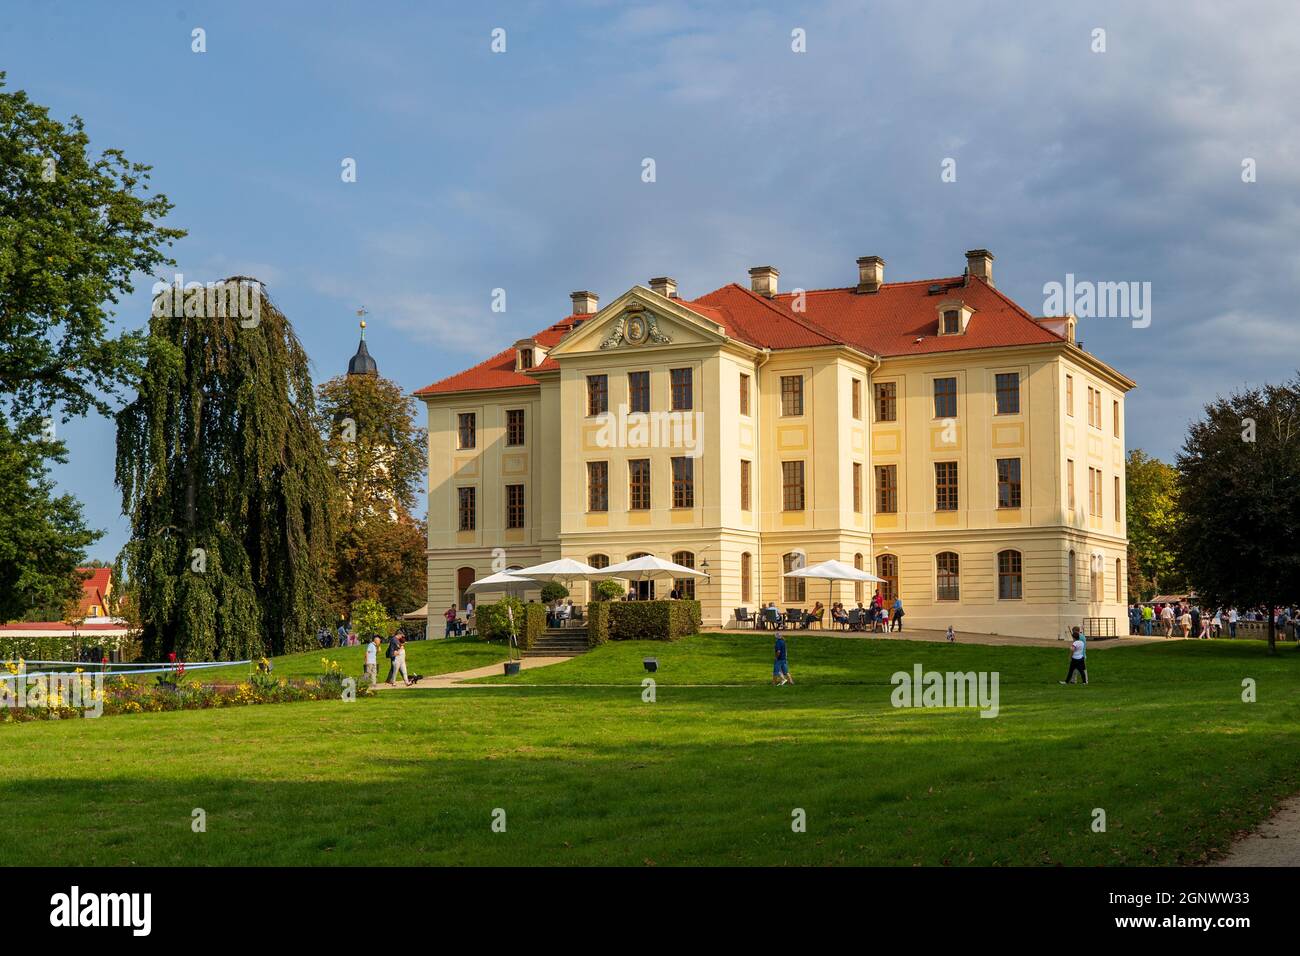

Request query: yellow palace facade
[{"left": 416, "top": 249, "right": 1134, "bottom": 639}]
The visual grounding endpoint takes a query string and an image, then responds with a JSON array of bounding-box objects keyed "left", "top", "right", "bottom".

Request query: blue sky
[{"left": 4, "top": 0, "right": 1298, "bottom": 562}]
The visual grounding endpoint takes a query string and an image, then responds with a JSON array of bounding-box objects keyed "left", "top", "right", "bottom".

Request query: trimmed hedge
[
  {"left": 586, "top": 601, "right": 611, "bottom": 647},
  {"left": 520, "top": 603, "right": 546, "bottom": 650},
  {"left": 607, "top": 600, "right": 702, "bottom": 642},
  {"left": 476, "top": 597, "right": 522, "bottom": 641},
  {"left": 0, "top": 633, "right": 142, "bottom": 663}
]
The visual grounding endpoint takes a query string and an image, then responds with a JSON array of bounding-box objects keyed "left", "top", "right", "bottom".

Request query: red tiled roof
[
  {"left": 415, "top": 275, "right": 1064, "bottom": 396},
  {"left": 77, "top": 567, "right": 112, "bottom": 617}
]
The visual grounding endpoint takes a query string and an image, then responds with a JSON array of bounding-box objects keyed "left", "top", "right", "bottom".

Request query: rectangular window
[
  {"left": 995, "top": 372, "right": 1020, "bottom": 415},
  {"left": 505, "top": 409, "right": 525, "bottom": 446},
  {"left": 852, "top": 462, "right": 863, "bottom": 513},
  {"left": 519, "top": 348, "right": 534, "bottom": 370},
  {"left": 1114, "top": 475, "right": 1121, "bottom": 520},
  {"left": 506, "top": 484, "right": 525, "bottom": 529},
  {"left": 780, "top": 375, "right": 804, "bottom": 416},
  {"left": 1065, "top": 374, "right": 1074, "bottom": 417},
  {"left": 997, "top": 457, "right": 1022, "bottom": 508},
  {"left": 851, "top": 378, "right": 862, "bottom": 420},
  {"left": 628, "top": 371, "right": 649, "bottom": 414},
  {"left": 1087, "top": 387, "right": 1102, "bottom": 428},
  {"left": 587, "top": 461, "right": 608, "bottom": 512},
  {"left": 741, "top": 552, "right": 752, "bottom": 604},
  {"left": 1088, "top": 467, "right": 1102, "bottom": 517},
  {"left": 781, "top": 461, "right": 805, "bottom": 511},
  {"left": 629, "top": 459, "right": 651, "bottom": 510},
  {"left": 587, "top": 375, "right": 608, "bottom": 416},
  {"left": 875, "top": 382, "right": 897, "bottom": 422},
  {"left": 458, "top": 487, "right": 475, "bottom": 531},
  {"left": 740, "top": 459, "right": 751, "bottom": 511},
  {"left": 935, "top": 461, "right": 959, "bottom": 511},
  {"left": 739, "top": 373, "right": 751, "bottom": 416},
  {"left": 933, "top": 377, "right": 957, "bottom": 418},
  {"left": 671, "top": 456, "right": 694, "bottom": 508},
  {"left": 876, "top": 464, "right": 897, "bottom": 514},
  {"left": 670, "top": 367, "right": 693, "bottom": 411},
  {"left": 941, "top": 310, "right": 961, "bottom": 335},
  {"left": 457, "top": 412, "right": 476, "bottom": 450},
  {"left": 1112, "top": 399, "right": 1120, "bottom": 437}
]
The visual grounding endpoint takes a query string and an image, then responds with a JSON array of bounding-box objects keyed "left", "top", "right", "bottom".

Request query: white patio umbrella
[
  {"left": 510, "top": 558, "right": 605, "bottom": 583},
  {"left": 464, "top": 571, "right": 536, "bottom": 594},
  {"left": 601, "top": 554, "right": 709, "bottom": 581},
  {"left": 783, "top": 559, "right": 885, "bottom": 611}
]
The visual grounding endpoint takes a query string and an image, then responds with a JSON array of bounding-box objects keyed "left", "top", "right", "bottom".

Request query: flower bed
[{"left": 1, "top": 656, "right": 372, "bottom": 724}]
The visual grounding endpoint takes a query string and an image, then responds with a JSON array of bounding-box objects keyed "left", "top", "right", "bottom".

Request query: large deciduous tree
[
  {"left": 116, "top": 284, "right": 336, "bottom": 660},
  {"left": 0, "top": 72, "right": 184, "bottom": 420},
  {"left": 1125, "top": 449, "right": 1184, "bottom": 599},
  {"left": 316, "top": 371, "right": 427, "bottom": 616},
  {"left": 1176, "top": 377, "right": 1300, "bottom": 654},
  {"left": 0, "top": 74, "right": 181, "bottom": 618}
]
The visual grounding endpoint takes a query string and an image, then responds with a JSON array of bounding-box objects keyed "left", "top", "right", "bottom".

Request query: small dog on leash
[{"left": 407, "top": 674, "right": 425, "bottom": 685}]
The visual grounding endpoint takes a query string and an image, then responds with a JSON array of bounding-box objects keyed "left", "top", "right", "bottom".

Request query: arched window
[
  {"left": 588, "top": 554, "right": 609, "bottom": 569},
  {"left": 998, "top": 550, "right": 1022, "bottom": 600},
  {"left": 854, "top": 553, "right": 865, "bottom": 602},
  {"left": 672, "top": 551, "right": 696, "bottom": 600},
  {"left": 1115, "top": 558, "right": 1122, "bottom": 602},
  {"left": 456, "top": 566, "right": 477, "bottom": 608},
  {"left": 876, "top": 554, "right": 898, "bottom": 603},
  {"left": 936, "top": 552, "right": 960, "bottom": 601},
  {"left": 628, "top": 552, "right": 654, "bottom": 600},
  {"left": 783, "top": 552, "right": 805, "bottom": 603},
  {"left": 1068, "top": 549, "right": 1076, "bottom": 600},
  {"left": 740, "top": 552, "right": 752, "bottom": 604}
]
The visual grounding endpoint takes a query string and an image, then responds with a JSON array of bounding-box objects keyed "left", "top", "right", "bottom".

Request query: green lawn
[
  {"left": 2, "top": 636, "right": 1297, "bottom": 866},
  {"left": 175, "top": 636, "right": 508, "bottom": 683}
]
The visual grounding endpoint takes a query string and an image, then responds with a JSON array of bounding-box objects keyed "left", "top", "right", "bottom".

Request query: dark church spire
[{"left": 347, "top": 312, "right": 378, "bottom": 376}]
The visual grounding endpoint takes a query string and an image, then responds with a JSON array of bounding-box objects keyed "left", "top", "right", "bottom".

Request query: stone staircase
[{"left": 522, "top": 627, "right": 590, "bottom": 658}]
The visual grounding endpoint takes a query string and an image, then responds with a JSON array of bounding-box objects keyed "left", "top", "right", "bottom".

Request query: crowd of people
[
  {"left": 755, "top": 591, "right": 905, "bottom": 632},
  {"left": 1128, "top": 601, "right": 1299, "bottom": 638}
]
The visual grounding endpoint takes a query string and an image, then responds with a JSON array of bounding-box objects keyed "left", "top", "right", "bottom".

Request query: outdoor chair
[
  {"left": 762, "top": 607, "right": 783, "bottom": 630},
  {"left": 847, "top": 609, "right": 863, "bottom": 630},
  {"left": 734, "top": 607, "right": 753, "bottom": 629},
  {"left": 786, "top": 608, "right": 804, "bottom": 628}
]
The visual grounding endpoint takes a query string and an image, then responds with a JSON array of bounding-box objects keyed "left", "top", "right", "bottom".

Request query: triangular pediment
[{"left": 546, "top": 287, "right": 728, "bottom": 357}]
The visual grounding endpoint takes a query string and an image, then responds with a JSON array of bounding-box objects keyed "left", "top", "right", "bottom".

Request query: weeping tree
[{"left": 116, "top": 281, "right": 336, "bottom": 660}]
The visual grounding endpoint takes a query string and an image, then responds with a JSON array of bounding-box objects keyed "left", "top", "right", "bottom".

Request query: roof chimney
[
  {"left": 855, "top": 256, "right": 884, "bottom": 293},
  {"left": 748, "top": 265, "right": 779, "bottom": 298},
  {"left": 648, "top": 276, "right": 678, "bottom": 299},
  {"left": 570, "top": 290, "right": 599, "bottom": 315},
  {"left": 965, "top": 249, "right": 994, "bottom": 286}
]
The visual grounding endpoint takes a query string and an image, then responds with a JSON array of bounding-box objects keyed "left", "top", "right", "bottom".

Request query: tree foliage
[
  {"left": 1176, "top": 376, "right": 1300, "bottom": 653},
  {"left": 115, "top": 284, "right": 336, "bottom": 660},
  {"left": 0, "top": 415, "right": 100, "bottom": 622},
  {"left": 316, "top": 370, "right": 427, "bottom": 615},
  {"left": 1124, "top": 449, "right": 1184, "bottom": 599},
  {"left": 0, "top": 72, "right": 184, "bottom": 422}
]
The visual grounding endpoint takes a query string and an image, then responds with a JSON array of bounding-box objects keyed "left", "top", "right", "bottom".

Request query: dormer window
[
  {"left": 936, "top": 298, "right": 975, "bottom": 336},
  {"left": 519, "top": 347, "right": 534, "bottom": 370},
  {"left": 513, "top": 339, "right": 545, "bottom": 372}
]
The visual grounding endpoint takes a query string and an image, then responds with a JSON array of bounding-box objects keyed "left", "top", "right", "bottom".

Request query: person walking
[
  {"left": 1179, "top": 606, "right": 1192, "bottom": 638},
  {"left": 385, "top": 631, "right": 402, "bottom": 685},
  {"left": 945, "top": 624, "right": 955, "bottom": 643},
  {"left": 364, "top": 636, "right": 379, "bottom": 685},
  {"left": 1060, "top": 626, "right": 1088, "bottom": 685},
  {"left": 892, "top": 597, "right": 904, "bottom": 632},
  {"left": 1141, "top": 603, "right": 1153, "bottom": 636},
  {"left": 1228, "top": 606, "right": 1238, "bottom": 638},
  {"left": 772, "top": 632, "right": 792, "bottom": 686},
  {"left": 1160, "top": 603, "right": 1174, "bottom": 637}
]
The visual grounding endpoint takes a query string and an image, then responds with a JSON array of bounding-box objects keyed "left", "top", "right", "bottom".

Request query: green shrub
[
  {"left": 540, "top": 582, "right": 569, "bottom": 603},
  {"left": 586, "top": 601, "right": 610, "bottom": 647},
  {"left": 476, "top": 596, "right": 523, "bottom": 642},
  {"left": 0, "top": 632, "right": 141, "bottom": 663},
  {"left": 593, "top": 579, "right": 625, "bottom": 602},
  {"left": 608, "top": 600, "right": 701, "bottom": 641},
  {"left": 519, "top": 603, "right": 547, "bottom": 649},
  {"left": 351, "top": 598, "right": 397, "bottom": 639}
]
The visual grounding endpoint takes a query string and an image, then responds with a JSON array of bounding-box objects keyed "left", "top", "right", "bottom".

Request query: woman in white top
[{"left": 394, "top": 636, "right": 411, "bottom": 686}]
